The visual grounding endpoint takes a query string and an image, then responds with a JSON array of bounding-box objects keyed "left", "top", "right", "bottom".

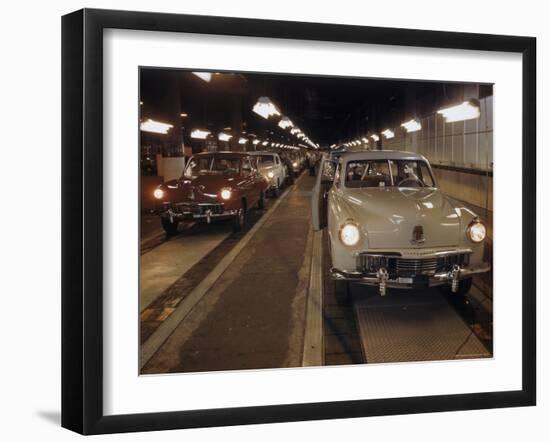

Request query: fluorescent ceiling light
[
  {"left": 262, "top": 141, "right": 269, "bottom": 146},
  {"left": 140, "top": 119, "right": 173, "bottom": 134},
  {"left": 218, "top": 132, "right": 232, "bottom": 142},
  {"left": 180, "top": 113, "right": 188, "bottom": 117},
  {"left": 437, "top": 101, "right": 480, "bottom": 123},
  {"left": 290, "top": 127, "right": 301, "bottom": 135},
  {"left": 238, "top": 137, "right": 248, "bottom": 145},
  {"left": 278, "top": 116, "right": 294, "bottom": 129},
  {"left": 362, "top": 138, "right": 369, "bottom": 143},
  {"left": 401, "top": 119, "right": 422, "bottom": 132},
  {"left": 370, "top": 134, "right": 380, "bottom": 142},
  {"left": 252, "top": 139, "right": 260, "bottom": 145},
  {"left": 382, "top": 129, "right": 395, "bottom": 139},
  {"left": 253, "top": 96, "right": 281, "bottom": 119},
  {"left": 190, "top": 129, "right": 211, "bottom": 139},
  {"left": 192, "top": 72, "right": 212, "bottom": 82}
]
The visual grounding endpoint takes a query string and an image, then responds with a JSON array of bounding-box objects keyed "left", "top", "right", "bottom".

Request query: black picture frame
[{"left": 62, "top": 8, "right": 536, "bottom": 435}]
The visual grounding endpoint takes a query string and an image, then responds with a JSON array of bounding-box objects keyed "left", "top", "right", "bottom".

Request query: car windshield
[
  {"left": 344, "top": 159, "right": 435, "bottom": 188},
  {"left": 184, "top": 156, "right": 241, "bottom": 178},
  {"left": 256, "top": 155, "right": 274, "bottom": 166}
]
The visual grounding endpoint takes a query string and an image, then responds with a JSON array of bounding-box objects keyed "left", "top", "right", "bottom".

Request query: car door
[
  {"left": 311, "top": 156, "right": 336, "bottom": 230},
  {"left": 274, "top": 155, "right": 283, "bottom": 184}
]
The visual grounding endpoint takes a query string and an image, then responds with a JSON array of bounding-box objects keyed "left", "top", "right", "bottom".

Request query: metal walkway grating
[{"left": 353, "top": 290, "right": 491, "bottom": 363}]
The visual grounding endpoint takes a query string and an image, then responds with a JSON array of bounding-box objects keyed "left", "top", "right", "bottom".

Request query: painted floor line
[{"left": 140, "top": 179, "right": 300, "bottom": 370}]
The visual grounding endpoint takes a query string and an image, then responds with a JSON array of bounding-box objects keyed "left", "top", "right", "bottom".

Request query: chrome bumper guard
[
  {"left": 330, "top": 263, "right": 491, "bottom": 296},
  {"left": 163, "top": 205, "right": 237, "bottom": 224}
]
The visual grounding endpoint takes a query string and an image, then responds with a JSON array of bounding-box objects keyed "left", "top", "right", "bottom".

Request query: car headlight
[
  {"left": 292, "top": 162, "right": 298, "bottom": 167},
  {"left": 339, "top": 220, "right": 361, "bottom": 246},
  {"left": 467, "top": 218, "right": 486, "bottom": 243},
  {"left": 220, "top": 188, "right": 232, "bottom": 200},
  {"left": 153, "top": 188, "right": 164, "bottom": 200},
  {"left": 267, "top": 171, "right": 274, "bottom": 179}
]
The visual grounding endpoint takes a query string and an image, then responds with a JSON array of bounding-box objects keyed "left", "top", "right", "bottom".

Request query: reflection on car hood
[
  {"left": 177, "top": 174, "right": 244, "bottom": 201},
  {"left": 336, "top": 187, "right": 461, "bottom": 249}
]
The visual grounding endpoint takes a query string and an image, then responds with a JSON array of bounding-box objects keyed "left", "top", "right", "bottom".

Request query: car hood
[
  {"left": 258, "top": 164, "right": 276, "bottom": 175},
  {"left": 337, "top": 187, "right": 461, "bottom": 249},
  {"left": 168, "top": 174, "right": 243, "bottom": 201}
]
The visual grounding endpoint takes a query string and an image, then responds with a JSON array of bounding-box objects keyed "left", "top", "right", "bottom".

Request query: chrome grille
[
  {"left": 357, "top": 253, "right": 469, "bottom": 276},
  {"left": 167, "top": 202, "right": 224, "bottom": 215},
  {"left": 396, "top": 258, "right": 439, "bottom": 274}
]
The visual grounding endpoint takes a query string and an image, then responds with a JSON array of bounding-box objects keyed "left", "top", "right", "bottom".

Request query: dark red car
[{"left": 153, "top": 152, "right": 269, "bottom": 234}]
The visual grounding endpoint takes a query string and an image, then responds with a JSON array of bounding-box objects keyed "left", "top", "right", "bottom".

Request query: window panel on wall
[
  {"left": 443, "top": 122, "right": 452, "bottom": 165},
  {"left": 480, "top": 96, "right": 493, "bottom": 131},
  {"left": 464, "top": 132, "right": 478, "bottom": 168},
  {"left": 452, "top": 133, "right": 465, "bottom": 165},
  {"left": 433, "top": 115, "right": 442, "bottom": 164},
  {"left": 478, "top": 131, "right": 492, "bottom": 170}
]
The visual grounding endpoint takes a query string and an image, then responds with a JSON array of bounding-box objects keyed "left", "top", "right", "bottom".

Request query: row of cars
[
  {"left": 152, "top": 150, "right": 301, "bottom": 234},
  {"left": 311, "top": 149, "right": 491, "bottom": 302}
]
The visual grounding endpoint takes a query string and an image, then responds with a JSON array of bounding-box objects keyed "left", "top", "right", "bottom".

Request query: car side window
[
  {"left": 275, "top": 156, "right": 280, "bottom": 165},
  {"left": 419, "top": 163, "right": 435, "bottom": 187},
  {"left": 242, "top": 158, "right": 253, "bottom": 176},
  {"left": 334, "top": 162, "right": 342, "bottom": 187}
]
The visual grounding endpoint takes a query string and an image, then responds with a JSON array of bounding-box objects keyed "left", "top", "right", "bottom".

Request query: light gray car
[{"left": 312, "top": 150, "right": 490, "bottom": 303}]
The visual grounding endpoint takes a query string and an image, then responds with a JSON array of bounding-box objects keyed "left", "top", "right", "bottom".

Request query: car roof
[
  {"left": 249, "top": 151, "right": 279, "bottom": 156},
  {"left": 193, "top": 151, "right": 250, "bottom": 157},
  {"left": 339, "top": 150, "right": 428, "bottom": 162}
]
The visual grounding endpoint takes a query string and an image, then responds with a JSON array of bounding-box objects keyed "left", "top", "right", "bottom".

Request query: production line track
[
  {"left": 139, "top": 169, "right": 493, "bottom": 371},
  {"left": 319, "top": 231, "right": 493, "bottom": 365},
  {"left": 140, "top": 172, "right": 314, "bottom": 372}
]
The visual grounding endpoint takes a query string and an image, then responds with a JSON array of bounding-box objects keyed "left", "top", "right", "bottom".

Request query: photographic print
[
  {"left": 138, "top": 69, "right": 493, "bottom": 374},
  {"left": 62, "top": 9, "right": 536, "bottom": 433}
]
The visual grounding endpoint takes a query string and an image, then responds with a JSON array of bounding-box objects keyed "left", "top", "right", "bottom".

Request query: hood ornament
[{"left": 411, "top": 225, "right": 425, "bottom": 245}]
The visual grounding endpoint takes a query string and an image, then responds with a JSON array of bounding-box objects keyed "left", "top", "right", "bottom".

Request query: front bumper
[
  {"left": 330, "top": 263, "right": 490, "bottom": 288},
  {"left": 162, "top": 202, "right": 237, "bottom": 223},
  {"left": 330, "top": 248, "right": 490, "bottom": 295}
]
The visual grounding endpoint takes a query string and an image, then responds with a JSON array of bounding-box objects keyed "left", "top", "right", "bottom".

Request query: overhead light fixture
[
  {"left": 362, "top": 137, "right": 369, "bottom": 143},
  {"left": 401, "top": 119, "right": 422, "bottom": 132},
  {"left": 370, "top": 134, "right": 380, "bottom": 142},
  {"left": 290, "top": 127, "right": 301, "bottom": 135},
  {"left": 278, "top": 116, "right": 294, "bottom": 129},
  {"left": 238, "top": 137, "right": 248, "bottom": 145},
  {"left": 382, "top": 129, "right": 395, "bottom": 139},
  {"left": 180, "top": 113, "right": 188, "bottom": 117},
  {"left": 252, "top": 96, "right": 281, "bottom": 119},
  {"left": 140, "top": 119, "right": 173, "bottom": 134},
  {"left": 253, "top": 139, "right": 260, "bottom": 145},
  {"left": 192, "top": 72, "right": 213, "bottom": 82},
  {"left": 262, "top": 141, "right": 269, "bottom": 146},
  {"left": 437, "top": 100, "right": 480, "bottom": 123},
  {"left": 190, "top": 129, "right": 211, "bottom": 139},
  {"left": 218, "top": 132, "right": 232, "bottom": 142}
]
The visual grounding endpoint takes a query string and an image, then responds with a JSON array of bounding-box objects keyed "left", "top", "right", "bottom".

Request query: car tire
[
  {"left": 287, "top": 173, "right": 294, "bottom": 186},
  {"left": 334, "top": 280, "right": 350, "bottom": 305},
  {"left": 439, "top": 277, "right": 473, "bottom": 298},
  {"left": 257, "top": 191, "right": 265, "bottom": 209},
  {"left": 232, "top": 203, "right": 246, "bottom": 231},
  {"left": 273, "top": 180, "right": 280, "bottom": 197},
  {"left": 161, "top": 217, "right": 179, "bottom": 237}
]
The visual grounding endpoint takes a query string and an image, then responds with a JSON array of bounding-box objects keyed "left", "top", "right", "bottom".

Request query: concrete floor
[{"left": 140, "top": 223, "right": 232, "bottom": 311}]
